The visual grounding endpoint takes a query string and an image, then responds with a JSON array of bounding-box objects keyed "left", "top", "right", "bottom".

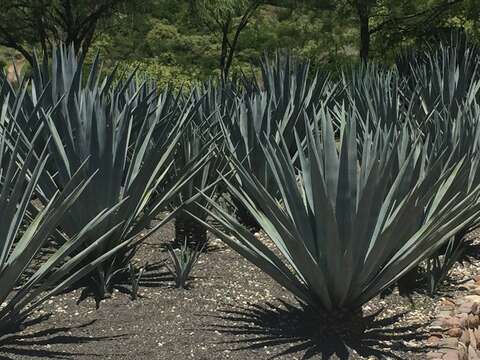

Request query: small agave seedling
[
  {"left": 166, "top": 240, "right": 204, "bottom": 289},
  {"left": 128, "top": 262, "right": 147, "bottom": 300}
]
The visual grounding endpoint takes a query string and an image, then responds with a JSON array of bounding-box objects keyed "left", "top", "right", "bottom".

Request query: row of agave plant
[{"left": 1, "top": 34, "right": 480, "bottom": 343}]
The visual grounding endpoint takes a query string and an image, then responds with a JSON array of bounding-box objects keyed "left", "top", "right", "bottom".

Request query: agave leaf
[{"left": 201, "top": 102, "right": 480, "bottom": 314}]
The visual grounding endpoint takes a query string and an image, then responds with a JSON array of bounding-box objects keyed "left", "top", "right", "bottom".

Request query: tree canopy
[{"left": 0, "top": 0, "right": 478, "bottom": 85}]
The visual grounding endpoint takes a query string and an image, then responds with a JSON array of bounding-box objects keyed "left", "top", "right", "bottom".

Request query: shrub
[
  {"left": 7, "top": 46, "right": 212, "bottom": 299},
  {"left": 190, "top": 107, "right": 480, "bottom": 334},
  {"left": 0, "top": 123, "right": 121, "bottom": 332}
]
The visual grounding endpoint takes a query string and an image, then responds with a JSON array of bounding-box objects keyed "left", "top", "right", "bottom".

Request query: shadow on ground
[
  {"left": 0, "top": 316, "right": 124, "bottom": 360},
  {"left": 71, "top": 261, "right": 173, "bottom": 307},
  {"left": 206, "top": 300, "right": 429, "bottom": 360}
]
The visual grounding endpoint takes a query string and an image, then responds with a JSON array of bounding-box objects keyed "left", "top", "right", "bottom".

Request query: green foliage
[
  {"left": 0, "top": 0, "right": 135, "bottom": 65},
  {"left": 116, "top": 59, "right": 203, "bottom": 89},
  {"left": 2, "top": 0, "right": 480, "bottom": 81},
  {"left": 172, "top": 95, "right": 223, "bottom": 247},
  {"left": 166, "top": 240, "right": 204, "bottom": 289},
  {"left": 424, "top": 237, "right": 471, "bottom": 295},
  {"left": 146, "top": 21, "right": 183, "bottom": 53},
  {"left": 0, "top": 124, "right": 120, "bottom": 332},
  {"left": 8, "top": 46, "right": 213, "bottom": 298},
  {"left": 190, "top": 105, "right": 480, "bottom": 317},
  {"left": 88, "top": 1, "right": 362, "bottom": 83},
  {"left": 196, "top": 0, "right": 252, "bottom": 21}
]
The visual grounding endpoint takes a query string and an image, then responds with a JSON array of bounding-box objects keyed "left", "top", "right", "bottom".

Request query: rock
[
  {"left": 427, "top": 352, "right": 444, "bottom": 359},
  {"left": 475, "top": 329, "right": 480, "bottom": 348},
  {"left": 460, "top": 314, "right": 470, "bottom": 328},
  {"left": 441, "top": 349, "right": 459, "bottom": 360},
  {"left": 458, "top": 343, "right": 467, "bottom": 360},
  {"left": 460, "top": 283, "right": 477, "bottom": 291},
  {"left": 471, "top": 303, "right": 480, "bottom": 315},
  {"left": 442, "top": 317, "right": 462, "bottom": 328},
  {"left": 468, "top": 314, "right": 480, "bottom": 328},
  {"left": 465, "top": 296, "right": 480, "bottom": 304},
  {"left": 468, "top": 344, "right": 480, "bottom": 360},
  {"left": 404, "top": 340, "right": 421, "bottom": 348},
  {"left": 440, "top": 337, "right": 459, "bottom": 349},
  {"left": 449, "top": 328, "right": 464, "bottom": 338},
  {"left": 443, "top": 298, "right": 457, "bottom": 305},
  {"left": 460, "top": 330, "right": 471, "bottom": 347},
  {"left": 427, "top": 335, "right": 443, "bottom": 347},
  {"left": 441, "top": 310, "right": 456, "bottom": 318},
  {"left": 460, "top": 302, "right": 476, "bottom": 314},
  {"left": 431, "top": 320, "right": 447, "bottom": 331},
  {"left": 470, "top": 329, "right": 478, "bottom": 350},
  {"left": 441, "top": 299, "right": 457, "bottom": 311}
]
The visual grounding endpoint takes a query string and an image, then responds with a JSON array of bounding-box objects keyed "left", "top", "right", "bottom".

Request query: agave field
[{"left": 3, "top": 36, "right": 480, "bottom": 359}]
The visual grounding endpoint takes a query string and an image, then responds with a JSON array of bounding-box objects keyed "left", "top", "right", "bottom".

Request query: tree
[
  {"left": 195, "top": 0, "right": 261, "bottom": 79},
  {"left": 0, "top": 0, "right": 125, "bottom": 65},
  {"left": 348, "top": 0, "right": 465, "bottom": 61}
]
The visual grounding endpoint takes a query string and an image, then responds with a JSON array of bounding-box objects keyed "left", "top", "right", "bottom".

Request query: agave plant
[
  {"left": 0, "top": 124, "right": 126, "bottom": 333},
  {"left": 171, "top": 94, "right": 224, "bottom": 249},
  {"left": 166, "top": 239, "right": 204, "bottom": 289},
  {"left": 221, "top": 54, "right": 336, "bottom": 228},
  {"left": 340, "top": 63, "right": 419, "bottom": 136},
  {"left": 400, "top": 101, "right": 480, "bottom": 295},
  {"left": 397, "top": 33, "right": 480, "bottom": 124},
  {"left": 255, "top": 52, "right": 335, "bottom": 112},
  {"left": 189, "top": 107, "right": 480, "bottom": 334},
  {"left": 424, "top": 236, "right": 472, "bottom": 295},
  {"left": 9, "top": 46, "right": 213, "bottom": 299},
  {"left": 128, "top": 262, "right": 147, "bottom": 300},
  {"left": 221, "top": 92, "right": 276, "bottom": 229},
  {"left": 338, "top": 42, "right": 480, "bottom": 295}
]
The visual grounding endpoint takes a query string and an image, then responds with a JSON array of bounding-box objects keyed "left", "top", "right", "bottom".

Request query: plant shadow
[
  {"left": 0, "top": 315, "right": 125, "bottom": 359},
  {"left": 206, "top": 300, "right": 429, "bottom": 360},
  {"left": 158, "top": 240, "right": 223, "bottom": 254},
  {"left": 73, "top": 261, "right": 173, "bottom": 306},
  {"left": 137, "top": 261, "right": 173, "bottom": 287}
]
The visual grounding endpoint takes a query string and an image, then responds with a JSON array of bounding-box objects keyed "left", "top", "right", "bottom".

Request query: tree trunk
[
  {"left": 219, "top": 20, "right": 231, "bottom": 81},
  {"left": 80, "top": 25, "right": 96, "bottom": 55},
  {"left": 356, "top": 0, "right": 370, "bottom": 62}
]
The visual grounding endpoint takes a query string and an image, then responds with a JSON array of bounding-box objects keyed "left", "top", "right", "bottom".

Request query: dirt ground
[{"left": 1, "top": 222, "right": 478, "bottom": 360}]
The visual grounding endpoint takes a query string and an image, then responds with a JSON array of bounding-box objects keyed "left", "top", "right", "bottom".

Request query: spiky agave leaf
[
  {"left": 20, "top": 46, "right": 214, "bottom": 297},
  {"left": 405, "top": 101, "right": 480, "bottom": 294},
  {"left": 171, "top": 92, "right": 225, "bottom": 248},
  {"left": 166, "top": 239, "right": 204, "bottom": 289},
  {"left": 339, "top": 63, "right": 420, "bottom": 136},
  {"left": 397, "top": 33, "right": 480, "bottom": 123},
  {"left": 0, "top": 124, "right": 125, "bottom": 331},
  {"left": 221, "top": 54, "right": 337, "bottom": 203},
  {"left": 188, "top": 107, "right": 480, "bottom": 316}
]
